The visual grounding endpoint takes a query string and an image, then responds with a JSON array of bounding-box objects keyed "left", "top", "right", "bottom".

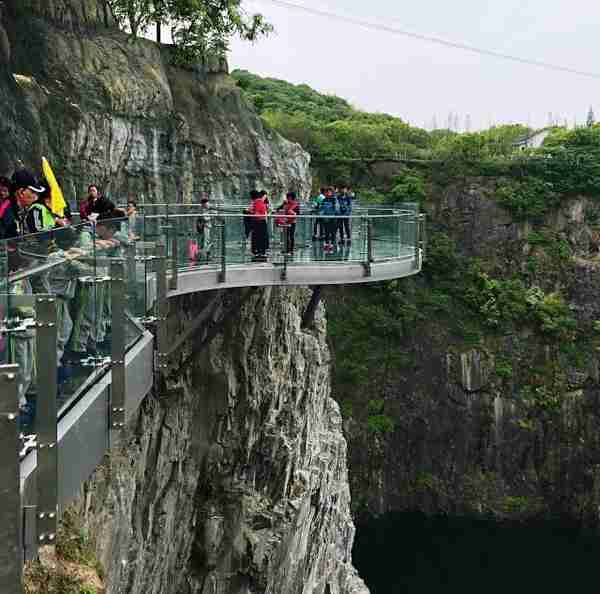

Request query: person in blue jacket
[
  {"left": 337, "top": 184, "right": 353, "bottom": 244},
  {"left": 320, "top": 188, "right": 339, "bottom": 251}
]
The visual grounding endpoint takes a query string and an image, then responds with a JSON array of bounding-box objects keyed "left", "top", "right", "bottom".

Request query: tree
[
  {"left": 169, "top": 0, "right": 273, "bottom": 64},
  {"left": 107, "top": 0, "right": 272, "bottom": 63},
  {"left": 587, "top": 106, "right": 595, "bottom": 128},
  {"left": 108, "top": 0, "right": 163, "bottom": 38}
]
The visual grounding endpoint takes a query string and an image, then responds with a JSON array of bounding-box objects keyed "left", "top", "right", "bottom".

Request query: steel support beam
[
  {"left": 110, "top": 260, "right": 126, "bottom": 442},
  {"left": 0, "top": 365, "right": 23, "bottom": 594},
  {"left": 35, "top": 297, "right": 58, "bottom": 547}
]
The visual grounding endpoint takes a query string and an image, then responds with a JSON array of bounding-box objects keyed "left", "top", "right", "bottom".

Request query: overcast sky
[{"left": 228, "top": 0, "right": 600, "bottom": 131}]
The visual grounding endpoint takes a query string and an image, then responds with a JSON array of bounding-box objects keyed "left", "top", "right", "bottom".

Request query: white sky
[{"left": 228, "top": 0, "right": 600, "bottom": 130}]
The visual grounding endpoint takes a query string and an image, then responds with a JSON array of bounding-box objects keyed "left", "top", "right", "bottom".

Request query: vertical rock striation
[{"left": 79, "top": 288, "right": 368, "bottom": 594}]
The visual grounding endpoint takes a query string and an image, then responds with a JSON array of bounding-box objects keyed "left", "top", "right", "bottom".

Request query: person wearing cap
[
  {"left": 2, "top": 170, "right": 44, "bottom": 427},
  {"left": 0, "top": 169, "right": 44, "bottom": 240}
]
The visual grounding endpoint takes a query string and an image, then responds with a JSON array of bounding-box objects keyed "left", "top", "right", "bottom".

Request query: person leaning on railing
[{"left": 67, "top": 210, "right": 127, "bottom": 362}]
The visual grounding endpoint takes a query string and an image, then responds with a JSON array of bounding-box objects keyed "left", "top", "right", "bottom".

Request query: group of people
[
  {"left": 241, "top": 186, "right": 354, "bottom": 259},
  {"left": 0, "top": 169, "right": 130, "bottom": 426},
  {"left": 243, "top": 190, "right": 300, "bottom": 259},
  {"left": 311, "top": 185, "right": 354, "bottom": 252}
]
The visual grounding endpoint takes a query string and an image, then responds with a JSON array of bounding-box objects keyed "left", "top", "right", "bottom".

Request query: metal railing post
[
  {"left": 35, "top": 297, "right": 58, "bottom": 548},
  {"left": 125, "top": 242, "right": 137, "bottom": 314},
  {"left": 218, "top": 217, "right": 227, "bottom": 283},
  {"left": 281, "top": 224, "right": 288, "bottom": 281},
  {"left": 420, "top": 213, "right": 427, "bottom": 262},
  {"left": 110, "top": 260, "right": 126, "bottom": 441},
  {"left": 0, "top": 364, "right": 23, "bottom": 594},
  {"left": 413, "top": 212, "right": 421, "bottom": 270},
  {"left": 363, "top": 217, "right": 373, "bottom": 277},
  {"left": 156, "top": 243, "right": 169, "bottom": 376}
]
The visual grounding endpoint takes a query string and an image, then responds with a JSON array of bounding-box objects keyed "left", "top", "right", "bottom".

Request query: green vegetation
[
  {"left": 237, "top": 68, "right": 600, "bottom": 518},
  {"left": 108, "top": 0, "right": 272, "bottom": 63},
  {"left": 24, "top": 509, "right": 102, "bottom": 594}
]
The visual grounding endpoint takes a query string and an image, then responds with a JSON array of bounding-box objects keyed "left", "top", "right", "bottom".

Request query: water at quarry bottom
[{"left": 353, "top": 511, "right": 598, "bottom": 593}]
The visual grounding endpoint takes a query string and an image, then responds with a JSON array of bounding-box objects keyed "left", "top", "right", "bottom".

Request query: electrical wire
[{"left": 257, "top": 0, "right": 600, "bottom": 80}]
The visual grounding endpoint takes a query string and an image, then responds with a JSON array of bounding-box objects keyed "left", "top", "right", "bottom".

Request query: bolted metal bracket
[
  {"left": 34, "top": 297, "right": 59, "bottom": 548},
  {"left": 80, "top": 356, "right": 112, "bottom": 368},
  {"left": 0, "top": 365, "right": 23, "bottom": 592},
  {"left": 109, "top": 260, "right": 127, "bottom": 443}
]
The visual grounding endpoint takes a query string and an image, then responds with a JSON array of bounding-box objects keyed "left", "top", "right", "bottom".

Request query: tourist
[
  {"left": 312, "top": 188, "right": 326, "bottom": 241},
  {"left": 0, "top": 175, "right": 10, "bottom": 210},
  {"left": 1, "top": 169, "right": 44, "bottom": 426},
  {"left": 80, "top": 184, "right": 115, "bottom": 221},
  {"left": 126, "top": 198, "right": 140, "bottom": 239},
  {"left": 321, "top": 188, "right": 339, "bottom": 252},
  {"left": 283, "top": 191, "right": 299, "bottom": 253},
  {"left": 195, "top": 196, "right": 212, "bottom": 261},
  {"left": 249, "top": 190, "right": 269, "bottom": 258},
  {"left": 259, "top": 190, "right": 271, "bottom": 212},
  {"left": 0, "top": 169, "right": 44, "bottom": 239},
  {"left": 25, "top": 181, "right": 67, "bottom": 234},
  {"left": 337, "top": 185, "right": 353, "bottom": 244}
]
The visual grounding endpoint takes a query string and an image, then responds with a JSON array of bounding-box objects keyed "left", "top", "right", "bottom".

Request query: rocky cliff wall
[
  {"left": 329, "top": 180, "right": 600, "bottom": 522},
  {"left": 1, "top": 0, "right": 310, "bottom": 202},
  {"left": 77, "top": 288, "right": 368, "bottom": 594}
]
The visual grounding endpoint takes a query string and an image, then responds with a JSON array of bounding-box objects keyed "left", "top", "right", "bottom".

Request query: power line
[{"left": 257, "top": 0, "right": 600, "bottom": 81}]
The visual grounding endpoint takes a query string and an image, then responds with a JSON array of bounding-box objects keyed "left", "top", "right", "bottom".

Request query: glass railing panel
[
  {"left": 370, "top": 213, "right": 417, "bottom": 261},
  {"left": 285, "top": 215, "right": 367, "bottom": 264},
  {"left": 169, "top": 211, "right": 220, "bottom": 271}
]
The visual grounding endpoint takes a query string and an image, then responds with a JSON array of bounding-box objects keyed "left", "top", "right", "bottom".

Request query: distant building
[{"left": 513, "top": 128, "right": 553, "bottom": 150}]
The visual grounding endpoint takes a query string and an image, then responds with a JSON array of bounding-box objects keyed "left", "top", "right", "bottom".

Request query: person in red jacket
[
  {"left": 249, "top": 190, "right": 269, "bottom": 258},
  {"left": 282, "top": 191, "right": 299, "bottom": 253}
]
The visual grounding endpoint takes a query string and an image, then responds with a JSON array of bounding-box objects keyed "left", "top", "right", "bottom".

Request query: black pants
[
  {"left": 286, "top": 223, "right": 296, "bottom": 252},
  {"left": 243, "top": 214, "right": 253, "bottom": 239},
  {"left": 313, "top": 218, "right": 324, "bottom": 238},
  {"left": 325, "top": 219, "right": 337, "bottom": 244},
  {"left": 252, "top": 219, "right": 269, "bottom": 255},
  {"left": 338, "top": 217, "right": 351, "bottom": 241}
]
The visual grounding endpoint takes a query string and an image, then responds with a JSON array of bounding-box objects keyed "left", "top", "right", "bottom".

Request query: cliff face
[
  {"left": 330, "top": 180, "right": 600, "bottom": 522},
  {"left": 78, "top": 288, "right": 368, "bottom": 594},
  {"left": 2, "top": 0, "right": 310, "bottom": 202}
]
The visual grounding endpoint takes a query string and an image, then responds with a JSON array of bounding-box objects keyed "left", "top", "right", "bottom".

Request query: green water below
[{"left": 353, "top": 511, "right": 598, "bottom": 593}]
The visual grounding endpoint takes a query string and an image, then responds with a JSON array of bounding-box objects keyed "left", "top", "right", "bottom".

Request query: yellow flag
[{"left": 42, "top": 156, "right": 67, "bottom": 217}]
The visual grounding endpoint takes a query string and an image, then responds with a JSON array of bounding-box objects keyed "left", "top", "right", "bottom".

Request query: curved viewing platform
[
  {"left": 132, "top": 203, "right": 425, "bottom": 296},
  {"left": 0, "top": 203, "right": 424, "bottom": 578}
]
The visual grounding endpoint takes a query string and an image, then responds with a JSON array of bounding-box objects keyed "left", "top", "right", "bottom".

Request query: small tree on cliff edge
[{"left": 107, "top": 0, "right": 272, "bottom": 64}]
